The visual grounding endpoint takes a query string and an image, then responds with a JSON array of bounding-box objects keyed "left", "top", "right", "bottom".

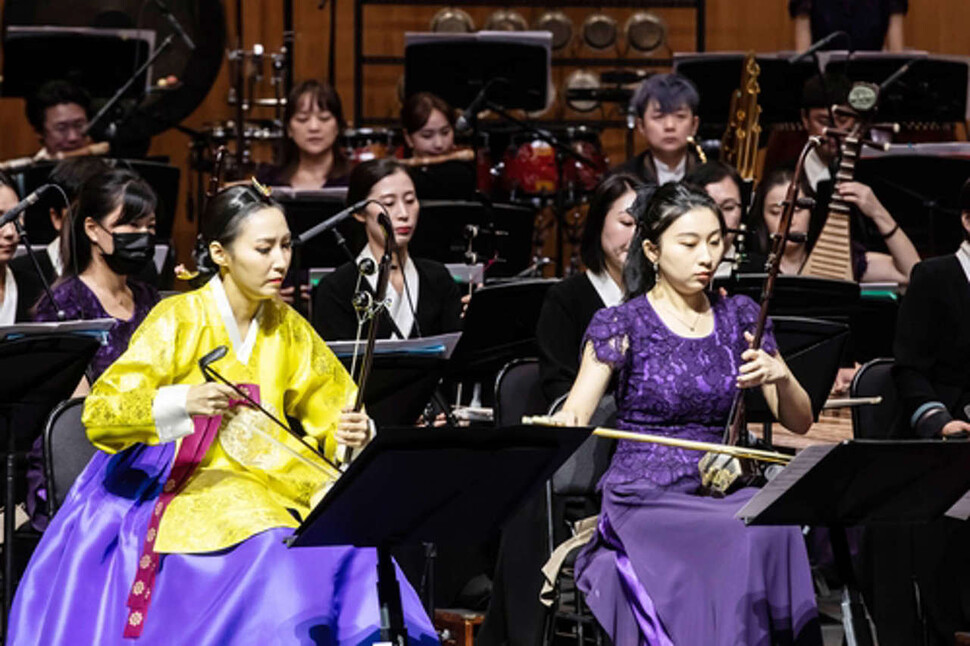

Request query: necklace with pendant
[{"left": 657, "top": 299, "right": 703, "bottom": 331}]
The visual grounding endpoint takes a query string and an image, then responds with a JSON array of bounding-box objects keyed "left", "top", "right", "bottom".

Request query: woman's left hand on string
[
  {"left": 336, "top": 408, "right": 373, "bottom": 448},
  {"left": 737, "top": 331, "right": 789, "bottom": 389}
]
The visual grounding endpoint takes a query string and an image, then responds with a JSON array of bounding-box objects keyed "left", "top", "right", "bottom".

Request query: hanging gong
[
  {"left": 564, "top": 69, "right": 601, "bottom": 113},
  {"left": 484, "top": 9, "right": 529, "bottom": 32},
  {"left": 430, "top": 7, "right": 475, "bottom": 33},
  {"left": 534, "top": 11, "right": 573, "bottom": 51},
  {"left": 624, "top": 12, "right": 667, "bottom": 53},
  {"left": 581, "top": 13, "right": 618, "bottom": 50}
]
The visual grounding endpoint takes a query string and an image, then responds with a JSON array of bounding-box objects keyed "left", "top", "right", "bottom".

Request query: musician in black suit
[
  {"left": 311, "top": 158, "right": 462, "bottom": 340},
  {"left": 0, "top": 173, "right": 44, "bottom": 322}
]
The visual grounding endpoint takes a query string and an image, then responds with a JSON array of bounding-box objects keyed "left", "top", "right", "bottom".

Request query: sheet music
[
  {"left": 736, "top": 444, "right": 837, "bottom": 523},
  {"left": 945, "top": 490, "right": 970, "bottom": 521},
  {"left": 327, "top": 332, "right": 461, "bottom": 359}
]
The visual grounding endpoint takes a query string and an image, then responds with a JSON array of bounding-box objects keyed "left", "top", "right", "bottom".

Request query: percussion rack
[{"left": 352, "top": 0, "right": 706, "bottom": 126}]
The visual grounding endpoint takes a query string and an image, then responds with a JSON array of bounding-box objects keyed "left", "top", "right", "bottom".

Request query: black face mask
[{"left": 101, "top": 231, "right": 155, "bottom": 275}]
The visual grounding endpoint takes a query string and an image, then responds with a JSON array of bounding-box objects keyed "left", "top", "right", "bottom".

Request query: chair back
[
  {"left": 43, "top": 398, "right": 96, "bottom": 516},
  {"left": 547, "top": 394, "right": 616, "bottom": 498},
  {"left": 850, "top": 358, "right": 898, "bottom": 439},
  {"left": 494, "top": 358, "right": 547, "bottom": 427}
]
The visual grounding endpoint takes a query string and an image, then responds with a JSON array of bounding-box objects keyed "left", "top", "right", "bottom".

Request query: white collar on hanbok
[{"left": 208, "top": 275, "right": 262, "bottom": 364}]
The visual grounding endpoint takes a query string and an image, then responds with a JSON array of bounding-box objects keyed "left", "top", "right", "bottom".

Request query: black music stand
[
  {"left": 855, "top": 151, "right": 970, "bottom": 258},
  {"left": 738, "top": 439, "right": 970, "bottom": 646},
  {"left": 0, "top": 328, "right": 102, "bottom": 625},
  {"left": 407, "top": 200, "right": 535, "bottom": 277},
  {"left": 716, "top": 273, "right": 861, "bottom": 317},
  {"left": 288, "top": 424, "right": 592, "bottom": 645},
  {"left": 448, "top": 279, "right": 556, "bottom": 379}
]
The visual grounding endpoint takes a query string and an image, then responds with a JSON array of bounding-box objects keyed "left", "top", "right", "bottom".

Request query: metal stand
[{"left": 377, "top": 544, "right": 408, "bottom": 645}]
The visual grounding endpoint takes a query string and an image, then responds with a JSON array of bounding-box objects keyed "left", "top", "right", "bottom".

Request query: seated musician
[
  {"left": 611, "top": 73, "right": 702, "bottom": 185},
  {"left": 536, "top": 172, "right": 646, "bottom": 404},
  {"left": 748, "top": 166, "right": 918, "bottom": 283},
  {"left": 8, "top": 181, "right": 439, "bottom": 645},
  {"left": 684, "top": 161, "right": 745, "bottom": 279},
  {"left": 25, "top": 168, "right": 161, "bottom": 531},
  {"left": 256, "top": 79, "right": 350, "bottom": 189},
  {"left": 400, "top": 92, "right": 477, "bottom": 200},
  {"left": 10, "top": 157, "right": 109, "bottom": 285},
  {"left": 311, "top": 158, "right": 462, "bottom": 340},
  {"left": 792, "top": 0, "right": 906, "bottom": 53},
  {"left": 857, "top": 179, "right": 970, "bottom": 645},
  {"left": 25, "top": 80, "right": 93, "bottom": 157},
  {"left": 552, "top": 182, "right": 820, "bottom": 645},
  {"left": 0, "top": 173, "right": 43, "bottom": 324}
]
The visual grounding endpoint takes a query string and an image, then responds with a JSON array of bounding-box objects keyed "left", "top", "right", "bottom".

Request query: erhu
[{"left": 697, "top": 135, "right": 822, "bottom": 496}]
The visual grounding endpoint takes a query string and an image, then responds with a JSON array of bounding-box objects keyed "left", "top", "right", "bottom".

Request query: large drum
[{"left": 499, "top": 126, "right": 608, "bottom": 197}]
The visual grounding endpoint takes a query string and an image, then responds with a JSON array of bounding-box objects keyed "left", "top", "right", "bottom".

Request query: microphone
[
  {"left": 152, "top": 0, "right": 197, "bottom": 51},
  {"left": 0, "top": 184, "right": 54, "bottom": 229},
  {"left": 376, "top": 210, "right": 397, "bottom": 251},
  {"left": 787, "top": 31, "right": 850, "bottom": 64},
  {"left": 456, "top": 79, "right": 506, "bottom": 133},
  {"left": 293, "top": 198, "right": 376, "bottom": 247},
  {"left": 199, "top": 345, "right": 229, "bottom": 381}
]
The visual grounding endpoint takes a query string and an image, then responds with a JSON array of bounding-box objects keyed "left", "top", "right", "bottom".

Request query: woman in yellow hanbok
[{"left": 8, "top": 183, "right": 440, "bottom": 645}]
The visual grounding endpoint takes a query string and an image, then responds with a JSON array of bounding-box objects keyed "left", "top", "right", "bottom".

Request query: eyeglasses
[{"left": 47, "top": 119, "right": 89, "bottom": 137}]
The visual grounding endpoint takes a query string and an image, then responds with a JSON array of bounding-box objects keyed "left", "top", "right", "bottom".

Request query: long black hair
[
  {"left": 622, "top": 182, "right": 723, "bottom": 299},
  {"left": 194, "top": 184, "right": 284, "bottom": 279},
  {"left": 279, "top": 80, "right": 350, "bottom": 182},
  {"left": 580, "top": 173, "right": 647, "bottom": 274},
  {"left": 64, "top": 169, "right": 156, "bottom": 277}
]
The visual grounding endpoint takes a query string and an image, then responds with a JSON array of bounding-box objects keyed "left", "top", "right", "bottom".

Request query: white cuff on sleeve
[{"left": 153, "top": 385, "right": 195, "bottom": 443}]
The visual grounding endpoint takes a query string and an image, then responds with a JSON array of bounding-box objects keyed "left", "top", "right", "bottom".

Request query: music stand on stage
[
  {"left": 288, "top": 423, "right": 592, "bottom": 645},
  {"left": 0, "top": 322, "right": 108, "bottom": 625},
  {"left": 738, "top": 439, "right": 970, "bottom": 646}
]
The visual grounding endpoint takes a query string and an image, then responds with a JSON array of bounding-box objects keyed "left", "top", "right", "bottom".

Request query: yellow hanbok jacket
[{"left": 81, "top": 277, "right": 356, "bottom": 554}]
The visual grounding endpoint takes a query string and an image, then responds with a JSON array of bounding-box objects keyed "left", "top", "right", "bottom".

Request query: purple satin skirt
[
  {"left": 8, "top": 443, "right": 439, "bottom": 645},
  {"left": 575, "top": 481, "right": 822, "bottom": 646}
]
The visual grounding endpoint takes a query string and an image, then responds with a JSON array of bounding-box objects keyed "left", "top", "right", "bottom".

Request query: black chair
[
  {"left": 43, "top": 398, "right": 95, "bottom": 517},
  {"left": 849, "top": 358, "right": 898, "bottom": 440},
  {"left": 493, "top": 358, "right": 547, "bottom": 428},
  {"left": 543, "top": 394, "right": 615, "bottom": 646}
]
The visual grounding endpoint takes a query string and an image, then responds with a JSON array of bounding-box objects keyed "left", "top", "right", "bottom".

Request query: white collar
[
  {"left": 207, "top": 275, "right": 261, "bottom": 364},
  {"left": 0, "top": 266, "right": 16, "bottom": 325},
  {"left": 653, "top": 154, "right": 687, "bottom": 184},
  {"left": 46, "top": 239, "right": 63, "bottom": 276},
  {"left": 957, "top": 241, "right": 970, "bottom": 285},
  {"left": 714, "top": 244, "right": 736, "bottom": 279},
  {"left": 586, "top": 270, "right": 624, "bottom": 308},
  {"left": 803, "top": 149, "right": 831, "bottom": 192},
  {"left": 357, "top": 244, "right": 420, "bottom": 339}
]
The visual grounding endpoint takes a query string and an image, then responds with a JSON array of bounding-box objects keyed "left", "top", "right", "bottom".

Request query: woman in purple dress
[
  {"left": 554, "top": 182, "right": 821, "bottom": 645},
  {"left": 26, "top": 169, "right": 161, "bottom": 530}
]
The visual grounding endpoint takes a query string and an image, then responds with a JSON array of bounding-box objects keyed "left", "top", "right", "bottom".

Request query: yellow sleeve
[
  {"left": 282, "top": 312, "right": 357, "bottom": 460},
  {"left": 81, "top": 298, "right": 193, "bottom": 454}
]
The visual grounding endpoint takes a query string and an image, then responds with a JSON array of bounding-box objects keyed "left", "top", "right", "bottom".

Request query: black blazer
[
  {"left": 609, "top": 149, "right": 699, "bottom": 185},
  {"left": 312, "top": 257, "right": 462, "bottom": 341},
  {"left": 10, "top": 251, "right": 57, "bottom": 289},
  {"left": 5, "top": 262, "right": 45, "bottom": 322},
  {"left": 892, "top": 255, "right": 970, "bottom": 437},
  {"left": 536, "top": 273, "right": 608, "bottom": 406}
]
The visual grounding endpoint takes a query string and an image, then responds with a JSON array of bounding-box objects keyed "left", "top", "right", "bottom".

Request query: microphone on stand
[
  {"left": 455, "top": 78, "right": 508, "bottom": 134},
  {"left": 152, "top": 0, "right": 197, "bottom": 51},
  {"left": 0, "top": 185, "right": 54, "bottom": 229},
  {"left": 787, "top": 31, "right": 851, "bottom": 64},
  {"left": 4, "top": 185, "right": 67, "bottom": 320}
]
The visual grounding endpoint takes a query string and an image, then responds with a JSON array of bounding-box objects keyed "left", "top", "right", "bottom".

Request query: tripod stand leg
[{"left": 376, "top": 544, "right": 409, "bottom": 646}]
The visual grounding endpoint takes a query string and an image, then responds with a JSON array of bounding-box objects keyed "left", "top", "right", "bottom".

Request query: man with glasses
[
  {"left": 684, "top": 161, "right": 745, "bottom": 279},
  {"left": 26, "top": 80, "right": 93, "bottom": 157}
]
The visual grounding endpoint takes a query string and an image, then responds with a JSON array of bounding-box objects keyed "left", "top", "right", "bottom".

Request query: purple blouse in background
[{"left": 33, "top": 276, "right": 160, "bottom": 381}]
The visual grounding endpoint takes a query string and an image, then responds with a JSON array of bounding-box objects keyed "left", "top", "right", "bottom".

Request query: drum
[
  {"left": 454, "top": 131, "right": 493, "bottom": 194},
  {"left": 500, "top": 127, "right": 608, "bottom": 196},
  {"left": 340, "top": 128, "right": 394, "bottom": 165}
]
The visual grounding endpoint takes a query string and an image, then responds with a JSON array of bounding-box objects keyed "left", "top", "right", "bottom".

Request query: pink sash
[{"left": 123, "top": 384, "right": 259, "bottom": 638}]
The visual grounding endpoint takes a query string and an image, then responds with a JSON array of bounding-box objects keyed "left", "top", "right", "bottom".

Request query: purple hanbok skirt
[
  {"left": 8, "top": 443, "right": 439, "bottom": 645},
  {"left": 575, "top": 480, "right": 821, "bottom": 646}
]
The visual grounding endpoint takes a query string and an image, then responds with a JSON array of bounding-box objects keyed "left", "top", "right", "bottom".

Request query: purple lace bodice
[{"left": 583, "top": 293, "right": 777, "bottom": 491}]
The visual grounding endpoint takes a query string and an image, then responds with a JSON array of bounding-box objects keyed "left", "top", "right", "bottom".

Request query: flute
[
  {"left": 399, "top": 148, "right": 475, "bottom": 167},
  {"left": 0, "top": 141, "right": 111, "bottom": 171}
]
